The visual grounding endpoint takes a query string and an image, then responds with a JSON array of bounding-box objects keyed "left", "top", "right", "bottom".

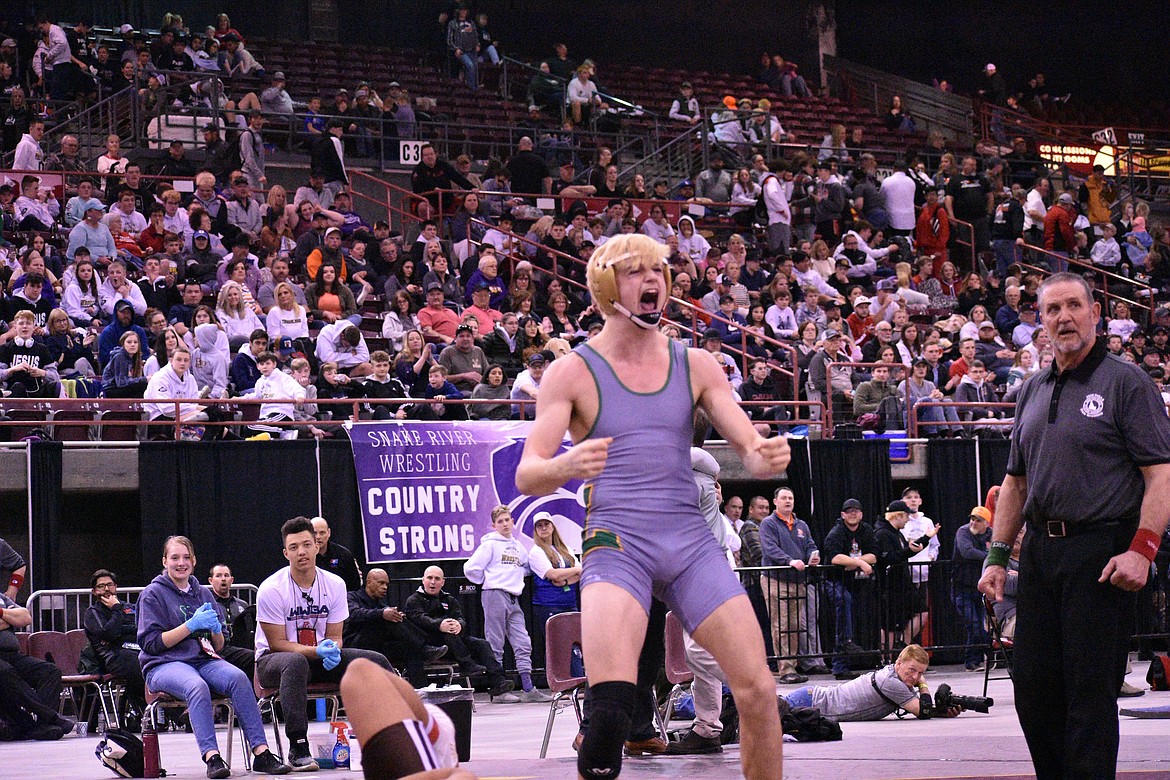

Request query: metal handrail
[
  {"left": 823, "top": 54, "right": 974, "bottom": 143},
  {"left": 906, "top": 400, "right": 1016, "bottom": 439},
  {"left": 0, "top": 391, "right": 823, "bottom": 439},
  {"left": 0, "top": 395, "right": 538, "bottom": 442},
  {"left": 665, "top": 300, "right": 800, "bottom": 398},
  {"left": 947, "top": 215, "right": 978, "bottom": 273},
  {"left": 616, "top": 124, "right": 702, "bottom": 185},
  {"left": 822, "top": 360, "right": 911, "bottom": 435},
  {"left": 22, "top": 584, "right": 259, "bottom": 632},
  {"left": 1016, "top": 242, "right": 1153, "bottom": 320},
  {"left": 466, "top": 216, "right": 589, "bottom": 294}
]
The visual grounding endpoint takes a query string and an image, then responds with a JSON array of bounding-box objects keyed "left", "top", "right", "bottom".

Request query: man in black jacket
[
  {"left": 311, "top": 517, "right": 363, "bottom": 592},
  {"left": 310, "top": 120, "right": 348, "bottom": 206},
  {"left": 873, "top": 501, "right": 924, "bottom": 655},
  {"left": 345, "top": 568, "right": 447, "bottom": 687},
  {"left": 411, "top": 144, "right": 473, "bottom": 221},
  {"left": 208, "top": 564, "right": 256, "bottom": 677},
  {"left": 404, "top": 566, "right": 514, "bottom": 697},
  {"left": 0, "top": 592, "right": 71, "bottom": 741},
  {"left": 822, "top": 498, "right": 878, "bottom": 679},
  {"left": 480, "top": 313, "right": 524, "bottom": 379},
  {"left": 82, "top": 569, "right": 146, "bottom": 722}
]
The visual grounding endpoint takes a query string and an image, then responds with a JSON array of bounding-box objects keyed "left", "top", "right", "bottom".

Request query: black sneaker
[
  {"left": 460, "top": 662, "right": 488, "bottom": 678},
  {"left": 424, "top": 645, "right": 449, "bottom": 663},
  {"left": 488, "top": 676, "right": 515, "bottom": 698},
  {"left": 205, "top": 753, "right": 230, "bottom": 779},
  {"left": 26, "top": 724, "right": 66, "bottom": 741},
  {"left": 252, "top": 748, "right": 292, "bottom": 774},
  {"left": 778, "top": 672, "right": 809, "bottom": 684},
  {"left": 664, "top": 729, "right": 723, "bottom": 755},
  {"left": 834, "top": 670, "right": 862, "bottom": 680},
  {"left": 287, "top": 741, "right": 319, "bottom": 772},
  {"left": 798, "top": 664, "right": 832, "bottom": 676}
]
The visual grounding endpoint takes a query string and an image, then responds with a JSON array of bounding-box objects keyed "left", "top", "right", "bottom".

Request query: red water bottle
[{"left": 142, "top": 710, "right": 161, "bottom": 778}]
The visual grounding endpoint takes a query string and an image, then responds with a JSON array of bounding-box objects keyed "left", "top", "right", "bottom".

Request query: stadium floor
[{"left": 7, "top": 664, "right": 1169, "bottom": 779}]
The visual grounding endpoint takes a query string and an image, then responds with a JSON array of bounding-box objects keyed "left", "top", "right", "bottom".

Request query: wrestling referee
[{"left": 980, "top": 273, "right": 1170, "bottom": 779}]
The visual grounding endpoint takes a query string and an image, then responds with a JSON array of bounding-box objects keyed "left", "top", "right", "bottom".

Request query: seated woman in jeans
[{"left": 137, "top": 535, "right": 289, "bottom": 778}]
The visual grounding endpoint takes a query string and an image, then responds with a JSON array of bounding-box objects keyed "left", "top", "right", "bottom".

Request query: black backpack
[
  {"left": 1148, "top": 654, "right": 1170, "bottom": 691},
  {"left": 96, "top": 728, "right": 146, "bottom": 777},
  {"left": 220, "top": 129, "right": 245, "bottom": 175},
  {"left": 754, "top": 174, "right": 775, "bottom": 225},
  {"left": 781, "top": 706, "right": 843, "bottom": 742}
]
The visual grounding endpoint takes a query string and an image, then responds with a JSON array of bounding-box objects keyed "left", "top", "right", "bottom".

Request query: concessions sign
[{"left": 349, "top": 420, "right": 586, "bottom": 563}]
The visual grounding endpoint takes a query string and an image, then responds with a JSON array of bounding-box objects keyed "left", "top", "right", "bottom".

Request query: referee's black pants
[{"left": 1014, "top": 524, "right": 1135, "bottom": 780}]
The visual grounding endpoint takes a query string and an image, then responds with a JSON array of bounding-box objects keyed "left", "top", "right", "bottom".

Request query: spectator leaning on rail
[{"left": 760, "top": 486, "right": 824, "bottom": 684}]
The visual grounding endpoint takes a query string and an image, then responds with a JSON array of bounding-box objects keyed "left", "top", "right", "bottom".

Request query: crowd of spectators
[{"left": 0, "top": 9, "right": 1167, "bottom": 442}]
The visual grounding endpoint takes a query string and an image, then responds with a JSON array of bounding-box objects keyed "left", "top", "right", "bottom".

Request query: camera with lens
[{"left": 918, "top": 683, "right": 993, "bottom": 718}]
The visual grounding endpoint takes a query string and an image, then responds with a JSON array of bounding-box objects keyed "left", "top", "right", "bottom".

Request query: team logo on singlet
[{"left": 1080, "top": 393, "right": 1104, "bottom": 419}]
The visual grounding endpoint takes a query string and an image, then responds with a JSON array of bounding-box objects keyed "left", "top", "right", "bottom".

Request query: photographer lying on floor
[{"left": 781, "top": 644, "right": 988, "bottom": 721}]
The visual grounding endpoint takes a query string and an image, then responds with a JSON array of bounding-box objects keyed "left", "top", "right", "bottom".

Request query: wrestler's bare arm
[{"left": 516, "top": 355, "right": 612, "bottom": 496}]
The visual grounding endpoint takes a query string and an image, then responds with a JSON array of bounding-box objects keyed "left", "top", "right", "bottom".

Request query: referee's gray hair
[{"left": 1037, "top": 272, "right": 1094, "bottom": 307}]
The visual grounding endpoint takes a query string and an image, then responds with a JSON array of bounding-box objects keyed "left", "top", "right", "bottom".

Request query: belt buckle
[{"left": 1046, "top": 520, "right": 1066, "bottom": 538}]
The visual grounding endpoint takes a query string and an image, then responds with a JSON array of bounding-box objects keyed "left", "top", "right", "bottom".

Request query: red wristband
[
  {"left": 7, "top": 573, "right": 21, "bottom": 590},
  {"left": 1129, "top": 529, "right": 1161, "bottom": 563}
]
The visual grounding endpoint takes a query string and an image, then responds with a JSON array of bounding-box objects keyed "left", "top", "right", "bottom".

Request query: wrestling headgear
[{"left": 586, "top": 234, "right": 672, "bottom": 330}]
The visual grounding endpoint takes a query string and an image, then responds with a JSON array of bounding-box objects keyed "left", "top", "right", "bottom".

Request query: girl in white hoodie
[{"left": 463, "top": 506, "right": 550, "bottom": 703}]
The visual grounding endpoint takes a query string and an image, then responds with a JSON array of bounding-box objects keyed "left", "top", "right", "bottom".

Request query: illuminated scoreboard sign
[{"left": 1037, "top": 143, "right": 1121, "bottom": 175}]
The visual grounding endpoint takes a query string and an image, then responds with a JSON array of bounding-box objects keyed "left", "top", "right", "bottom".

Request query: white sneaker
[
  {"left": 492, "top": 692, "right": 521, "bottom": 704},
  {"left": 518, "top": 688, "right": 553, "bottom": 703}
]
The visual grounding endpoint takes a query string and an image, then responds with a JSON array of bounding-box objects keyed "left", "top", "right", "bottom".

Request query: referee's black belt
[{"left": 1040, "top": 518, "right": 1135, "bottom": 538}]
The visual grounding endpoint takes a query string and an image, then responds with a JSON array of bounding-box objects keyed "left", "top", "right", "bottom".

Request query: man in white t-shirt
[
  {"left": 880, "top": 163, "right": 918, "bottom": 237},
  {"left": 255, "top": 516, "right": 393, "bottom": 771},
  {"left": 1023, "top": 177, "right": 1049, "bottom": 244}
]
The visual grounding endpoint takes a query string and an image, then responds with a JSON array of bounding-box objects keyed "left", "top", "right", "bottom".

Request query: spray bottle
[
  {"left": 330, "top": 721, "right": 351, "bottom": 770},
  {"left": 347, "top": 726, "right": 362, "bottom": 773}
]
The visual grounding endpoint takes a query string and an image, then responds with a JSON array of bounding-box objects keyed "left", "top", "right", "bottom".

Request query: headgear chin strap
[
  {"left": 611, "top": 301, "right": 663, "bottom": 329},
  {"left": 591, "top": 246, "right": 671, "bottom": 329}
]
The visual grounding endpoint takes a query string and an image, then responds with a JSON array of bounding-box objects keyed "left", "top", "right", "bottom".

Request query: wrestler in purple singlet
[{"left": 574, "top": 338, "right": 744, "bottom": 634}]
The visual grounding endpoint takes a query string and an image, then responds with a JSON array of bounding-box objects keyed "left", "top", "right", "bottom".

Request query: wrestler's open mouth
[{"left": 639, "top": 291, "right": 659, "bottom": 310}]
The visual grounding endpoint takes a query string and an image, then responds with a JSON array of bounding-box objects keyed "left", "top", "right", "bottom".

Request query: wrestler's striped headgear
[{"left": 585, "top": 234, "right": 671, "bottom": 329}]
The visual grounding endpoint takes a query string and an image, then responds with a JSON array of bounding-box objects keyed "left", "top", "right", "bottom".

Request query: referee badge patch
[{"left": 1080, "top": 393, "right": 1105, "bottom": 418}]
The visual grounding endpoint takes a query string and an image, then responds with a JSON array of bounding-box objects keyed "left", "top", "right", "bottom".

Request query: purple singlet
[{"left": 574, "top": 338, "right": 744, "bottom": 633}]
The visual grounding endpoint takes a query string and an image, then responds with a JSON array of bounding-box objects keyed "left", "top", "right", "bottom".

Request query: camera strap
[{"left": 869, "top": 669, "right": 910, "bottom": 719}]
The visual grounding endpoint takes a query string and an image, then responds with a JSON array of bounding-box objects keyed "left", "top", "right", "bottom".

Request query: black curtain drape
[
  {"left": 924, "top": 438, "right": 1011, "bottom": 658},
  {"left": 786, "top": 439, "right": 893, "bottom": 542},
  {"left": 139, "top": 441, "right": 351, "bottom": 586},
  {"left": 926, "top": 439, "right": 1011, "bottom": 560},
  {"left": 28, "top": 441, "right": 63, "bottom": 593}
]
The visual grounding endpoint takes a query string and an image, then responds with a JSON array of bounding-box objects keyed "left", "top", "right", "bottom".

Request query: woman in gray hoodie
[{"left": 137, "top": 535, "right": 289, "bottom": 777}]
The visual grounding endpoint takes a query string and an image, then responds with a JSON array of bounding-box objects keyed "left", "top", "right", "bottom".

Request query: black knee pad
[{"left": 578, "top": 681, "right": 637, "bottom": 779}]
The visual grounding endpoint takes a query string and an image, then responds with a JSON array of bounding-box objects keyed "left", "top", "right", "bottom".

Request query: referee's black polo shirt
[{"left": 1006, "top": 337, "right": 1170, "bottom": 525}]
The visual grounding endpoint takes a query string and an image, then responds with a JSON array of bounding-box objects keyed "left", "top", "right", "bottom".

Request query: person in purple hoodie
[{"left": 137, "top": 535, "right": 290, "bottom": 778}]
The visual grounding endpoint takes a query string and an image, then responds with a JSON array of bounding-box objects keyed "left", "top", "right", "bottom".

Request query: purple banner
[{"left": 349, "top": 420, "right": 586, "bottom": 563}]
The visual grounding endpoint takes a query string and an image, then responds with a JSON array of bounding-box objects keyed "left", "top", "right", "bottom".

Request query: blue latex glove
[
  {"left": 316, "top": 639, "right": 341, "bottom": 670},
  {"left": 185, "top": 603, "right": 221, "bottom": 634}
]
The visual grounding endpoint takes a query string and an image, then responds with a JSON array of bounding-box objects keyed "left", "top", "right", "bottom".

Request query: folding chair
[
  {"left": 146, "top": 684, "right": 250, "bottom": 771},
  {"left": 253, "top": 674, "right": 341, "bottom": 762},
  {"left": 538, "top": 611, "right": 587, "bottom": 758},
  {"left": 28, "top": 630, "right": 119, "bottom": 728},
  {"left": 659, "top": 611, "right": 694, "bottom": 733},
  {"left": 982, "top": 594, "right": 1014, "bottom": 697}
]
